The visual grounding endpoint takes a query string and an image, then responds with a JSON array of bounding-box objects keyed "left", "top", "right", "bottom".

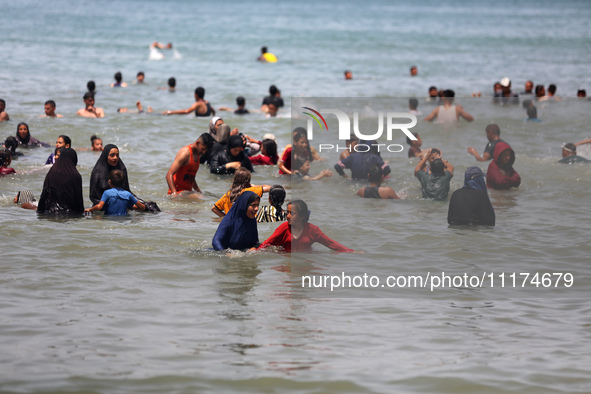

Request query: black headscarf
[
  {"left": 37, "top": 148, "right": 84, "bottom": 214},
  {"left": 89, "top": 144, "right": 130, "bottom": 204},
  {"left": 212, "top": 191, "right": 259, "bottom": 251}
]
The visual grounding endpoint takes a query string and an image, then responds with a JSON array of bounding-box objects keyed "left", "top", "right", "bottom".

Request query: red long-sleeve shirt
[{"left": 258, "top": 222, "right": 354, "bottom": 252}]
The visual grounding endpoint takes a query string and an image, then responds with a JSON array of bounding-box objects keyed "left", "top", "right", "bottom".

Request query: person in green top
[{"left": 414, "top": 148, "right": 454, "bottom": 200}]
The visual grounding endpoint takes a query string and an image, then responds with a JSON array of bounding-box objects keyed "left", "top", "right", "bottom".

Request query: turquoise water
[{"left": 1, "top": 0, "right": 591, "bottom": 393}]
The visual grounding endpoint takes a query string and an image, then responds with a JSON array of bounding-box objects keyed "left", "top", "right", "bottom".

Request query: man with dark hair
[
  {"left": 218, "top": 96, "right": 249, "bottom": 114},
  {"left": 408, "top": 98, "right": 421, "bottom": 115},
  {"left": 427, "top": 86, "right": 438, "bottom": 102},
  {"left": 43, "top": 100, "right": 63, "bottom": 118},
  {"left": 410, "top": 65, "right": 418, "bottom": 76},
  {"left": 258, "top": 46, "right": 277, "bottom": 62},
  {"left": 344, "top": 70, "right": 353, "bottom": 80},
  {"left": 467, "top": 123, "right": 505, "bottom": 162},
  {"left": 414, "top": 148, "right": 454, "bottom": 200},
  {"left": 166, "top": 133, "right": 215, "bottom": 196},
  {"left": 261, "top": 85, "right": 284, "bottom": 114},
  {"left": 163, "top": 87, "right": 215, "bottom": 117},
  {"left": 558, "top": 143, "right": 590, "bottom": 164},
  {"left": 521, "top": 80, "right": 534, "bottom": 95},
  {"left": 76, "top": 92, "right": 104, "bottom": 118},
  {"left": 424, "top": 89, "right": 473, "bottom": 123},
  {"left": 545, "top": 84, "right": 561, "bottom": 101},
  {"left": 0, "top": 99, "right": 9, "bottom": 121},
  {"left": 357, "top": 164, "right": 399, "bottom": 199},
  {"left": 136, "top": 71, "right": 145, "bottom": 84}
]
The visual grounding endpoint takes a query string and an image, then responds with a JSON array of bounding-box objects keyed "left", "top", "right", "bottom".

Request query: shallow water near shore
[{"left": 2, "top": 0, "right": 591, "bottom": 392}]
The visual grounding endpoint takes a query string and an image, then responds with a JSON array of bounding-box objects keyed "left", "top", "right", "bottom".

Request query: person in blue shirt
[{"left": 84, "top": 170, "right": 145, "bottom": 216}]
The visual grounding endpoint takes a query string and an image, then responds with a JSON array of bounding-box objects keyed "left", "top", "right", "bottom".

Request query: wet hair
[
  {"left": 269, "top": 185, "right": 286, "bottom": 217},
  {"left": 289, "top": 200, "right": 310, "bottom": 223},
  {"left": 443, "top": 89, "right": 455, "bottom": 98},
  {"left": 410, "top": 65, "right": 417, "bottom": 72},
  {"left": 137, "top": 71, "right": 144, "bottom": 78},
  {"left": 0, "top": 98, "right": 5, "bottom": 106},
  {"left": 409, "top": 98, "right": 418, "bottom": 110},
  {"left": 45, "top": 100, "right": 56, "bottom": 107},
  {"left": 58, "top": 135, "right": 72, "bottom": 147},
  {"left": 269, "top": 85, "right": 278, "bottom": 96},
  {"left": 54, "top": 146, "right": 64, "bottom": 157},
  {"left": 406, "top": 132, "right": 419, "bottom": 145},
  {"left": 83, "top": 92, "right": 94, "bottom": 101},
  {"left": 16, "top": 122, "right": 30, "bottom": 144},
  {"left": 430, "top": 148, "right": 441, "bottom": 157},
  {"left": 535, "top": 85, "right": 545, "bottom": 97},
  {"left": 90, "top": 135, "right": 100, "bottom": 144},
  {"left": 262, "top": 139, "right": 278, "bottom": 163},
  {"left": 168, "top": 77, "right": 176, "bottom": 88},
  {"left": 548, "top": 84, "right": 557, "bottom": 95},
  {"left": 236, "top": 96, "right": 245, "bottom": 106},
  {"left": 428, "top": 86, "right": 437, "bottom": 92},
  {"left": 522, "top": 99, "right": 532, "bottom": 109},
  {"left": 195, "top": 87, "right": 205, "bottom": 99},
  {"left": 577, "top": 89, "right": 587, "bottom": 97},
  {"left": 87, "top": 81, "right": 96, "bottom": 92},
  {"left": 114, "top": 72, "right": 123, "bottom": 83},
  {"left": 261, "top": 46, "right": 268, "bottom": 54},
  {"left": 431, "top": 158, "right": 445, "bottom": 175},
  {"left": 485, "top": 124, "right": 501, "bottom": 136},
  {"left": 109, "top": 169, "right": 125, "bottom": 188},
  {"left": 292, "top": 127, "right": 312, "bottom": 162},
  {"left": 4, "top": 136, "right": 18, "bottom": 153},
  {"left": 197, "top": 133, "right": 215, "bottom": 152},
  {"left": 563, "top": 143, "right": 576, "bottom": 153},
  {"left": 344, "top": 70, "right": 351, "bottom": 74},
  {"left": 368, "top": 163, "right": 384, "bottom": 184},
  {"left": 229, "top": 167, "right": 252, "bottom": 203},
  {"left": 0, "top": 150, "right": 11, "bottom": 167}
]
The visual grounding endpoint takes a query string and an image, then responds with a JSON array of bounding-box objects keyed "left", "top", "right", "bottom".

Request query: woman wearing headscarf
[
  {"left": 208, "top": 117, "right": 224, "bottom": 142},
  {"left": 447, "top": 166, "right": 495, "bottom": 226},
  {"left": 209, "top": 135, "right": 254, "bottom": 175},
  {"left": 212, "top": 191, "right": 260, "bottom": 251},
  {"left": 15, "top": 123, "right": 50, "bottom": 148},
  {"left": 89, "top": 144, "right": 130, "bottom": 205},
  {"left": 37, "top": 148, "right": 84, "bottom": 214}
]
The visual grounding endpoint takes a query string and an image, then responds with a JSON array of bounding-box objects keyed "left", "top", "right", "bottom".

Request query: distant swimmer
[
  {"left": 135, "top": 71, "right": 145, "bottom": 84},
  {"left": 87, "top": 80, "right": 96, "bottom": 94},
  {"left": 149, "top": 41, "right": 172, "bottom": 60},
  {"left": 76, "top": 93, "right": 104, "bottom": 118},
  {"left": 558, "top": 143, "right": 590, "bottom": 164},
  {"left": 493, "top": 77, "right": 519, "bottom": 105},
  {"left": 111, "top": 71, "right": 127, "bottom": 88},
  {"left": 42, "top": 100, "right": 63, "bottom": 118},
  {"left": 344, "top": 70, "right": 353, "bottom": 80},
  {"left": 90, "top": 135, "right": 103, "bottom": 151},
  {"left": 522, "top": 100, "right": 541, "bottom": 122},
  {"left": 0, "top": 99, "right": 9, "bottom": 121},
  {"left": 163, "top": 87, "right": 215, "bottom": 117},
  {"left": 424, "top": 89, "right": 473, "bottom": 123},
  {"left": 261, "top": 85, "right": 284, "bottom": 114},
  {"left": 410, "top": 65, "right": 418, "bottom": 77},
  {"left": 257, "top": 46, "right": 277, "bottom": 63},
  {"left": 218, "top": 96, "right": 250, "bottom": 115},
  {"left": 118, "top": 101, "right": 152, "bottom": 113},
  {"left": 577, "top": 89, "right": 587, "bottom": 98}
]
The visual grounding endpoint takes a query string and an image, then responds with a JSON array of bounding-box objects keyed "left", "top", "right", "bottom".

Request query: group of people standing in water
[{"left": 3, "top": 70, "right": 589, "bottom": 253}]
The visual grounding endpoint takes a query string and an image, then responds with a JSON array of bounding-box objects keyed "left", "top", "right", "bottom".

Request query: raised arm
[
  {"left": 414, "top": 148, "right": 431, "bottom": 176},
  {"left": 163, "top": 102, "right": 198, "bottom": 115}
]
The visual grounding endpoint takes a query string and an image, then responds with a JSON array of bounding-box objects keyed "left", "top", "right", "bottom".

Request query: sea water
[{"left": 1, "top": 0, "right": 591, "bottom": 392}]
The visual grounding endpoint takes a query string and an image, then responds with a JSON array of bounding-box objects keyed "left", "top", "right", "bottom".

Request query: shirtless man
[
  {"left": 163, "top": 87, "right": 215, "bottom": 117},
  {"left": 76, "top": 93, "right": 105, "bottom": 118},
  {"left": 166, "top": 133, "right": 215, "bottom": 196},
  {"left": 0, "top": 99, "right": 9, "bottom": 121},
  {"left": 42, "top": 100, "right": 63, "bottom": 118}
]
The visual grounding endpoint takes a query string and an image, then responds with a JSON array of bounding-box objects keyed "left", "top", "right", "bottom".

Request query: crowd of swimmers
[{"left": 1, "top": 65, "right": 591, "bottom": 254}]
